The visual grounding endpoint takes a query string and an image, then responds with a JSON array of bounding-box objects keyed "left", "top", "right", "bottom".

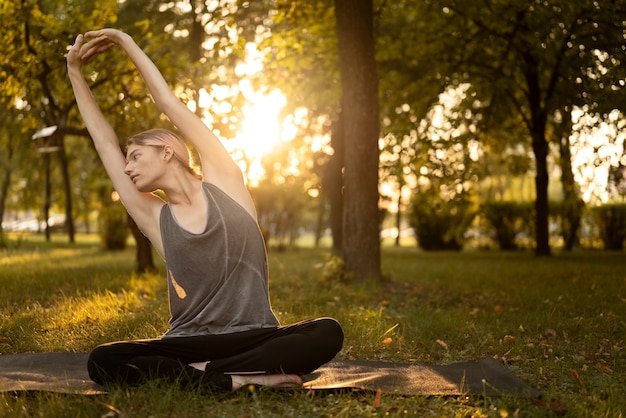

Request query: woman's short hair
[{"left": 127, "top": 129, "right": 201, "bottom": 178}]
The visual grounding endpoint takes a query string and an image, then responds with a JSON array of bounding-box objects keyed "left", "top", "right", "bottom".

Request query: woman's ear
[{"left": 162, "top": 145, "right": 174, "bottom": 161}]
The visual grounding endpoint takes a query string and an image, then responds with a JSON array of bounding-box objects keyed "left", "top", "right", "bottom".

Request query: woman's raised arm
[
  {"left": 67, "top": 34, "right": 165, "bottom": 255},
  {"left": 81, "top": 29, "right": 256, "bottom": 217}
]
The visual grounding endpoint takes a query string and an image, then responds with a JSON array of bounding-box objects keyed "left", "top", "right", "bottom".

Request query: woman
[{"left": 67, "top": 29, "right": 343, "bottom": 391}]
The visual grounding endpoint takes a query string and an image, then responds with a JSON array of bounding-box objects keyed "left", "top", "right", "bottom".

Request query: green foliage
[
  {"left": 253, "top": 0, "right": 340, "bottom": 121},
  {"left": 408, "top": 189, "right": 475, "bottom": 251},
  {"left": 98, "top": 202, "right": 129, "bottom": 250},
  {"left": 251, "top": 180, "right": 310, "bottom": 250},
  {"left": 319, "top": 253, "right": 352, "bottom": 283},
  {"left": 591, "top": 202, "right": 626, "bottom": 250},
  {"left": 377, "top": 0, "right": 626, "bottom": 255},
  {"left": 481, "top": 201, "right": 534, "bottom": 250},
  {"left": 0, "top": 0, "right": 253, "bottom": 237},
  {"left": 0, "top": 0, "right": 120, "bottom": 242},
  {"left": 549, "top": 198, "right": 585, "bottom": 248}
]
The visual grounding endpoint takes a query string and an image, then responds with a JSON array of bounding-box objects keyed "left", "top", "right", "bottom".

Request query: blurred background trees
[{"left": 1, "top": 0, "right": 625, "bottom": 278}]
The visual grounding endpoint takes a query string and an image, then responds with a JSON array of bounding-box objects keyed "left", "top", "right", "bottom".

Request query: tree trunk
[
  {"left": 323, "top": 116, "right": 345, "bottom": 254},
  {"left": 334, "top": 0, "right": 381, "bottom": 281},
  {"left": 531, "top": 129, "right": 551, "bottom": 256},
  {"left": 43, "top": 153, "right": 52, "bottom": 242},
  {"left": 128, "top": 214, "right": 156, "bottom": 274},
  {"left": 313, "top": 193, "right": 326, "bottom": 247},
  {"left": 395, "top": 184, "right": 402, "bottom": 246},
  {"left": 0, "top": 141, "right": 13, "bottom": 248},
  {"left": 57, "top": 143, "right": 75, "bottom": 243},
  {"left": 524, "top": 53, "right": 551, "bottom": 256},
  {"left": 556, "top": 110, "right": 582, "bottom": 250},
  {"left": 55, "top": 115, "right": 75, "bottom": 243}
]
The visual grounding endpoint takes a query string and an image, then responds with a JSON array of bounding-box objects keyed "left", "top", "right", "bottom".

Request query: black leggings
[{"left": 87, "top": 317, "right": 343, "bottom": 391}]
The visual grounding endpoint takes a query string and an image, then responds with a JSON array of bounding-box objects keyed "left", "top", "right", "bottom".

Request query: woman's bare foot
[{"left": 230, "top": 373, "right": 303, "bottom": 391}]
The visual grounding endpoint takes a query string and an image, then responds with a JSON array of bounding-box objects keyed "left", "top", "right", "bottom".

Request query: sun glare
[
  {"left": 196, "top": 82, "right": 290, "bottom": 185},
  {"left": 196, "top": 42, "right": 299, "bottom": 185},
  {"left": 222, "top": 87, "right": 291, "bottom": 186},
  {"left": 571, "top": 108, "right": 625, "bottom": 203},
  {"left": 236, "top": 89, "right": 287, "bottom": 158},
  {"left": 230, "top": 43, "right": 290, "bottom": 161}
]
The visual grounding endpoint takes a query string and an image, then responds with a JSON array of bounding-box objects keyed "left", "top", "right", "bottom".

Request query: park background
[{"left": 1, "top": 0, "right": 625, "bottom": 416}]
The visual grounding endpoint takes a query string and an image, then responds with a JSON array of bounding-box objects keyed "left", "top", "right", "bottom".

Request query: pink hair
[{"left": 127, "top": 129, "right": 191, "bottom": 167}]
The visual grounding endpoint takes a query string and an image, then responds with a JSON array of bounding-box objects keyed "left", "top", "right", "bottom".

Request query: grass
[{"left": 0, "top": 233, "right": 624, "bottom": 417}]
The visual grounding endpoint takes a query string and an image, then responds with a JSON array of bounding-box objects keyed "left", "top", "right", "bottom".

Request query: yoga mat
[
  {"left": 303, "top": 358, "right": 540, "bottom": 397},
  {"left": 0, "top": 352, "right": 540, "bottom": 397},
  {"left": 0, "top": 352, "right": 104, "bottom": 395}
]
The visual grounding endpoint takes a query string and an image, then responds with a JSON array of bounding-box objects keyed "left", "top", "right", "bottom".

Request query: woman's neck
[{"left": 162, "top": 171, "right": 203, "bottom": 206}]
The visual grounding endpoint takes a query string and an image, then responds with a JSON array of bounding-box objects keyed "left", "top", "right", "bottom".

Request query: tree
[
  {"left": 235, "top": 0, "right": 380, "bottom": 278},
  {"left": 428, "top": 0, "right": 626, "bottom": 255},
  {"left": 3, "top": 0, "right": 254, "bottom": 258},
  {"left": 0, "top": 95, "right": 33, "bottom": 247},
  {"left": 552, "top": 106, "right": 583, "bottom": 250},
  {"left": 1, "top": 0, "right": 125, "bottom": 244},
  {"left": 244, "top": 0, "right": 345, "bottom": 252},
  {"left": 334, "top": 0, "right": 381, "bottom": 280},
  {"left": 377, "top": 0, "right": 451, "bottom": 227}
]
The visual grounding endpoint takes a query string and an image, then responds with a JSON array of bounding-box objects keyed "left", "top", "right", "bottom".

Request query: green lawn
[{"left": 0, "top": 233, "right": 624, "bottom": 417}]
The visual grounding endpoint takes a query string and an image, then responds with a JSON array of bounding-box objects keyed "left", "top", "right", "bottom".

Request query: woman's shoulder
[
  {"left": 201, "top": 181, "right": 234, "bottom": 201},
  {"left": 201, "top": 181, "right": 220, "bottom": 193},
  {"left": 201, "top": 178, "right": 257, "bottom": 221}
]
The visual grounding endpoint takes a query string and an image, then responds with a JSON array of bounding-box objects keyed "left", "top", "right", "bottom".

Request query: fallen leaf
[
  {"left": 373, "top": 388, "right": 382, "bottom": 408},
  {"left": 595, "top": 362, "right": 613, "bottom": 373},
  {"left": 544, "top": 329, "right": 557, "bottom": 339},
  {"left": 503, "top": 335, "right": 516, "bottom": 344},
  {"left": 534, "top": 398, "right": 568, "bottom": 416},
  {"left": 571, "top": 369, "right": 584, "bottom": 388},
  {"left": 436, "top": 339, "right": 449, "bottom": 350},
  {"left": 548, "top": 398, "right": 568, "bottom": 416}
]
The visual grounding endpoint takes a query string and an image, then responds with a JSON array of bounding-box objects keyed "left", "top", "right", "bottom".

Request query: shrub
[
  {"left": 408, "top": 191, "right": 474, "bottom": 251},
  {"left": 591, "top": 202, "right": 626, "bottom": 250},
  {"left": 481, "top": 201, "right": 533, "bottom": 250},
  {"left": 98, "top": 202, "right": 129, "bottom": 250},
  {"left": 549, "top": 199, "right": 585, "bottom": 250}
]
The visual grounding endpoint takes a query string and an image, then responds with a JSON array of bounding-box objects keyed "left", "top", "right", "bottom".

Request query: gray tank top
[{"left": 160, "top": 182, "right": 279, "bottom": 337}]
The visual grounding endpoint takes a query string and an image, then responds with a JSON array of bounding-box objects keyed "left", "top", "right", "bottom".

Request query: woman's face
[{"left": 124, "top": 144, "right": 167, "bottom": 192}]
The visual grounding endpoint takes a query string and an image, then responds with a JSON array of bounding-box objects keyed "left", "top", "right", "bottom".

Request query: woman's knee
[
  {"left": 87, "top": 343, "right": 130, "bottom": 385},
  {"left": 316, "top": 317, "right": 344, "bottom": 355},
  {"left": 87, "top": 345, "right": 112, "bottom": 384}
]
